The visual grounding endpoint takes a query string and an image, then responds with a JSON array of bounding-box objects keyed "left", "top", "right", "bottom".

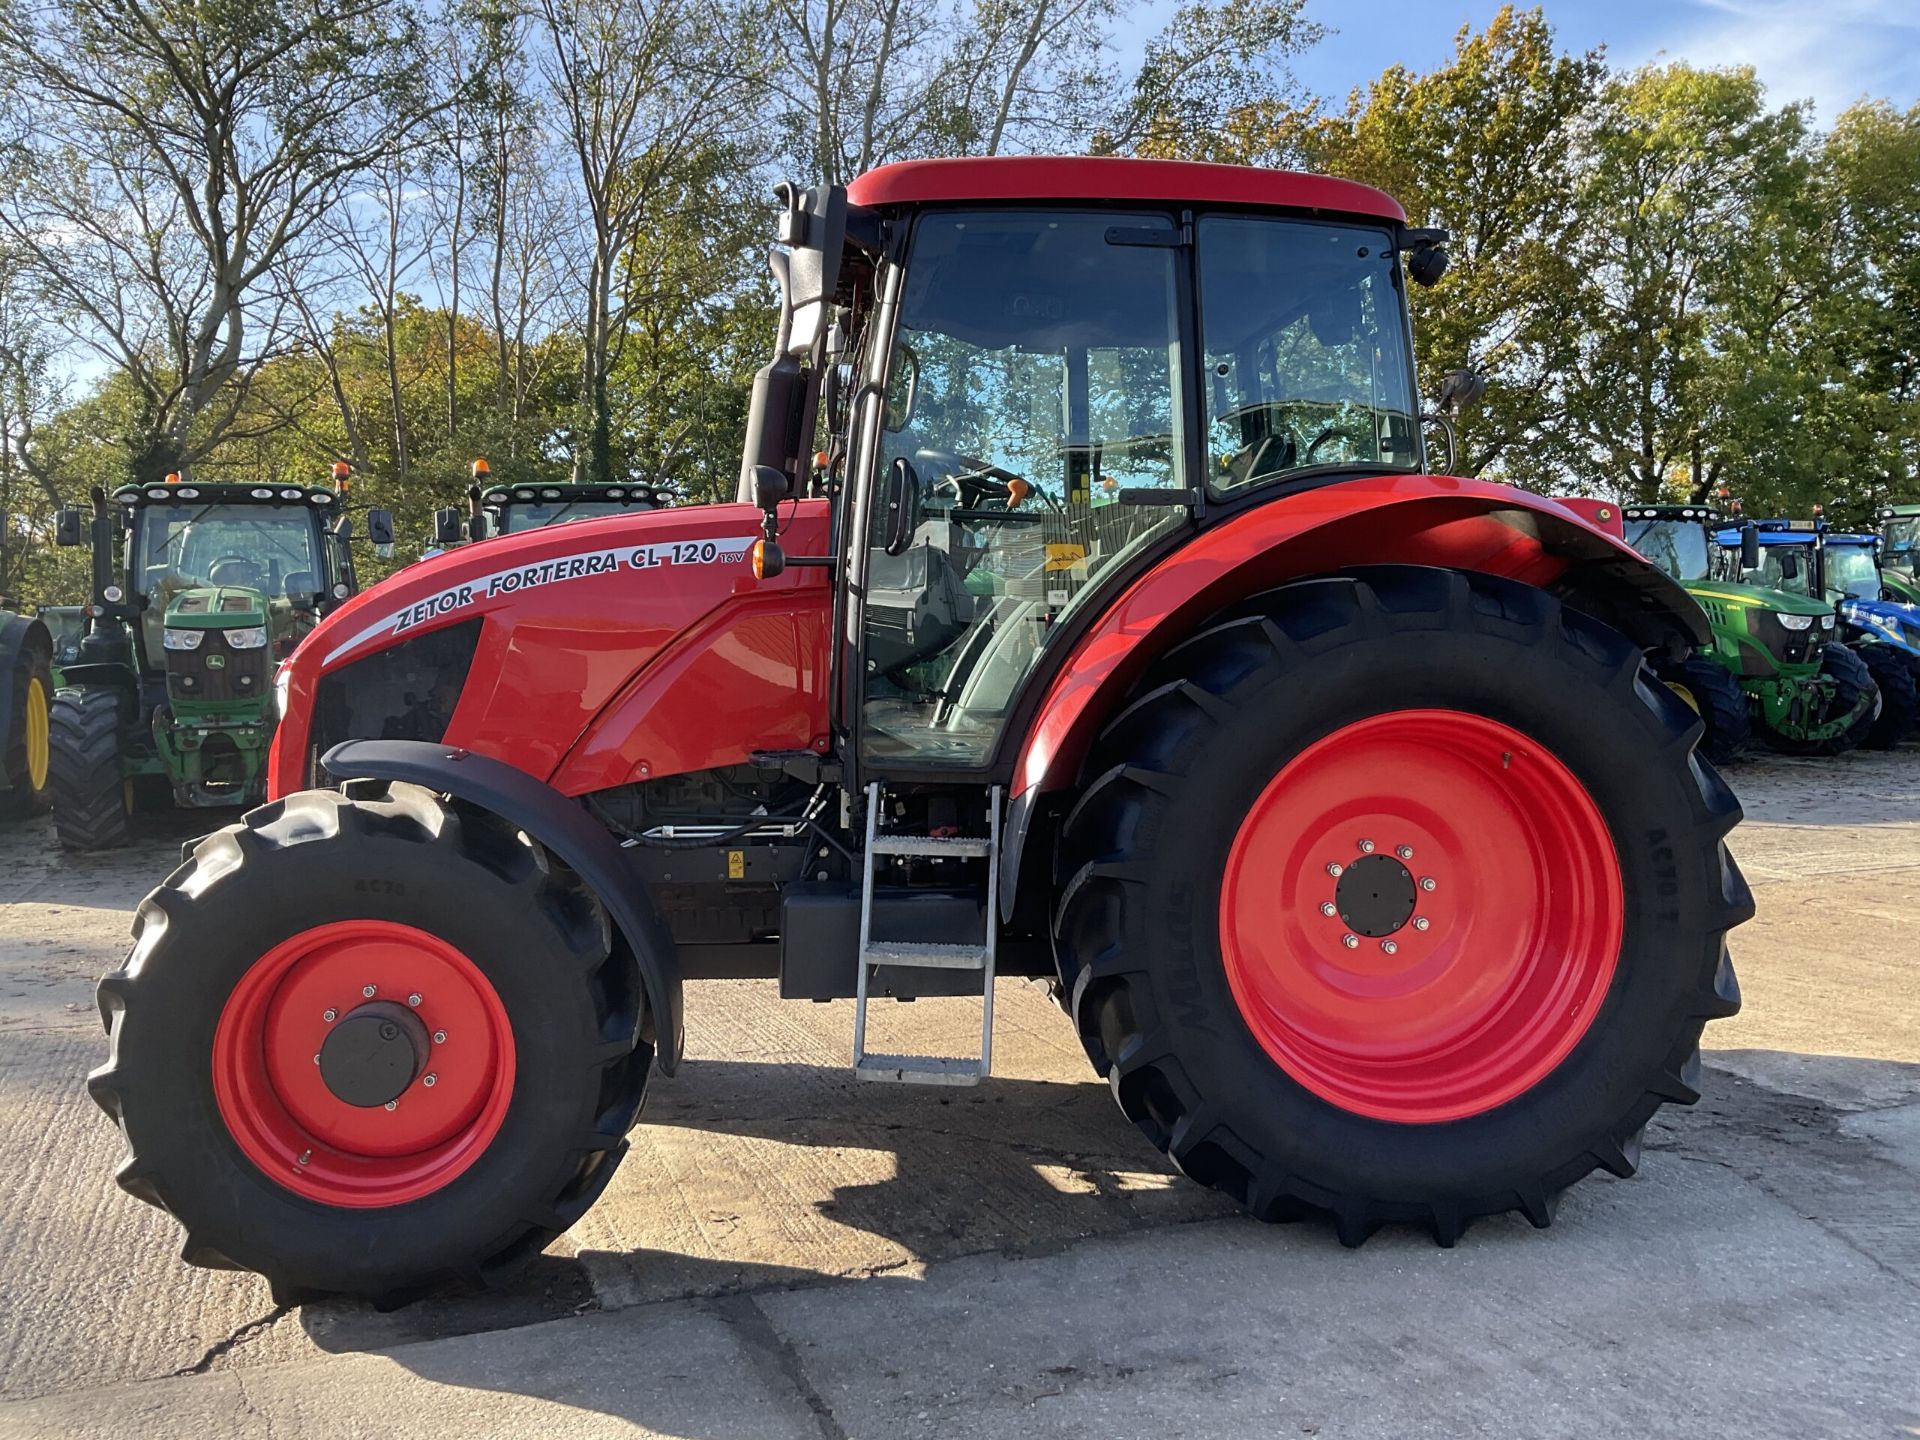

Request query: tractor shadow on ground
[{"left": 294, "top": 1049, "right": 1920, "bottom": 1438}]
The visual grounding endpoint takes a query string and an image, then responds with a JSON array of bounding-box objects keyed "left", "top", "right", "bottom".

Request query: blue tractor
[{"left": 1721, "top": 518, "right": 1920, "bottom": 749}]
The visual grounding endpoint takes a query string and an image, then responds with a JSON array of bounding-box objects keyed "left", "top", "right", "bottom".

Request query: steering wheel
[
  {"left": 1304, "top": 428, "right": 1347, "bottom": 466},
  {"left": 915, "top": 448, "right": 1024, "bottom": 508},
  {"left": 208, "top": 554, "right": 260, "bottom": 587}
]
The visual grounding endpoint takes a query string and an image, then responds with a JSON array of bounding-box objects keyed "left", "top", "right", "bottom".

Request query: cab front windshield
[
  {"left": 1824, "top": 544, "right": 1882, "bottom": 601},
  {"left": 1883, "top": 516, "right": 1920, "bottom": 566},
  {"left": 133, "top": 504, "right": 324, "bottom": 603},
  {"left": 1742, "top": 543, "right": 1817, "bottom": 597},
  {"left": 1624, "top": 518, "right": 1710, "bottom": 583},
  {"left": 499, "top": 500, "right": 646, "bottom": 532}
]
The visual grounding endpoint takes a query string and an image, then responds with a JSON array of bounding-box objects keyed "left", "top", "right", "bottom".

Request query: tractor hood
[
  {"left": 1840, "top": 595, "right": 1920, "bottom": 654},
  {"left": 1684, "top": 579, "right": 1832, "bottom": 617},
  {"left": 163, "top": 585, "right": 269, "bottom": 630},
  {"left": 269, "top": 501, "right": 834, "bottom": 799}
]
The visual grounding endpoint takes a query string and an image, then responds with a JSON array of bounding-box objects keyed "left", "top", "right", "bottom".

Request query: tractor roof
[
  {"left": 480, "top": 482, "right": 664, "bottom": 506},
  {"left": 1714, "top": 524, "right": 1817, "bottom": 546},
  {"left": 1621, "top": 504, "right": 1720, "bottom": 522},
  {"left": 846, "top": 157, "right": 1406, "bottom": 224},
  {"left": 113, "top": 482, "right": 339, "bottom": 510}
]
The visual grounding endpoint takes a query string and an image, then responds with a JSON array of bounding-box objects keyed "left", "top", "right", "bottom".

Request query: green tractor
[
  {"left": 1878, "top": 503, "right": 1920, "bottom": 605},
  {"left": 48, "top": 475, "right": 388, "bottom": 849},
  {"left": 1621, "top": 504, "right": 1874, "bottom": 760},
  {"left": 0, "top": 605, "right": 55, "bottom": 822}
]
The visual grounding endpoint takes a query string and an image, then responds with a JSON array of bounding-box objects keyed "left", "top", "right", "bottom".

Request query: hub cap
[
  {"left": 213, "top": 921, "right": 515, "bottom": 1207},
  {"left": 24, "top": 677, "right": 48, "bottom": 791},
  {"left": 1218, "top": 710, "right": 1623, "bottom": 1124}
]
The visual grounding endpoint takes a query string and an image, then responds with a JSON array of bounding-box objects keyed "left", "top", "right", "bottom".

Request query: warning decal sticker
[{"left": 324, "top": 535, "right": 756, "bottom": 665}]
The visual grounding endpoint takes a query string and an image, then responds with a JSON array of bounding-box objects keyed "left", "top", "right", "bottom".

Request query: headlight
[
  {"left": 163, "top": 628, "right": 204, "bottom": 651},
  {"left": 223, "top": 627, "right": 268, "bottom": 649},
  {"left": 1776, "top": 612, "right": 1815, "bottom": 631},
  {"left": 1819, "top": 614, "right": 1835, "bottom": 629}
]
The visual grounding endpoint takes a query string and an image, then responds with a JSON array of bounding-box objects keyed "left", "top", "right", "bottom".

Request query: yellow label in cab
[{"left": 1045, "top": 544, "right": 1087, "bottom": 572}]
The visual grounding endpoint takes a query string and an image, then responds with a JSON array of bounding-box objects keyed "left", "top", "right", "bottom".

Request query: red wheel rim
[
  {"left": 213, "top": 921, "right": 515, "bottom": 1207},
  {"left": 1218, "top": 710, "right": 1623, "bottom": 1124}
]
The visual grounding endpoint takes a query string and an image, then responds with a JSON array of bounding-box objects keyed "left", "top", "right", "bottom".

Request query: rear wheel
[
  {"left": 1656, "top": 654, "right": 1750, "bottom": 764},
  {"left": 0, "top": 637, "right": 54, "bottom": 819},
  {"left": 1053, "top": 567, "right": 1750, "bottom": 1245},
  {"left": 1855, "top": 645, "right": 1917, "bottom": 750},
  {"left": 88, "top": 783, "right": 651, "bottom": 1304},
  {"left": 48, "top": 686, "right": 133, "bottom": 849}
]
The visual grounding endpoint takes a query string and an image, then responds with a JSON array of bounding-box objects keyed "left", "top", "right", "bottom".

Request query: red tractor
[{"left": 91, "top": 158, "right": 1750, "bottom": 1304}]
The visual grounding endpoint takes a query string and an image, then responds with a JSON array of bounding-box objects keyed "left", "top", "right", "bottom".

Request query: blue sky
[{"left": 1138, "top": 0, "right": 1920, "bottom": 126}]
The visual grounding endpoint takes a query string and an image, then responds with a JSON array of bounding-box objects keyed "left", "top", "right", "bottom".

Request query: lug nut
[
  {"left": 407, "top": 993, "right": 422, "bottom": 1007},
  {"left": 1420, "top": 877, "right": 1437, "bottom": 892},
  {"left": 322, "top": 1008, "right": 337, "bottom": 1022},
  {"left": 1397, "top": 845, "right": 1414, "bottom": 860},
  {"left": 1320, "top": 901, "right": 1337, "bottom": 917},
  {"left": 422, "top": 1073, "right": 437, "bottom": 1088},
  {"left": 1342, "top": 933, "right": 1359, "bottom": 949},
  {"left": 1381, "top": 940, "right": 1398, "bottom": 955},
  {"left": 1357, "top": 839, "right": 1375, "bottom": 853},
  {"left": 1413, "top": 916, "right": 1431, "bottom": 932},
  {"left": 362, "top": 984, "right": 377, "bottom": 998},
  {"left": 297, "top": 1150, "right": 311, "bottom": 1167},
  {"left": 1326, "top": 862, "right": 1343, "bottom": 877},
  {"left": 433, "top": 1030, "right": 447, "bottom": 1045},
  {"left": 384, "top": 1100, "right": 398, "bottom": 1112}
]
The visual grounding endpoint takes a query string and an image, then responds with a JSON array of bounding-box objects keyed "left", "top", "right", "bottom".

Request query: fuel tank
[{"left": 268, "top": 501, "right": 833, "bottom": 799}]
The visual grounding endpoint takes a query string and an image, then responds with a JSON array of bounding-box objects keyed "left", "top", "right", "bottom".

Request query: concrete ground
[{"left": 0, "top": 752, "right": 1916, "bottom": 1438}]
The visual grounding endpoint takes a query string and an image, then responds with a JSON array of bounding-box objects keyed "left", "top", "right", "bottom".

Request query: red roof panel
[{"left": 846, "top": 156, "right": 1406, "bottom": 223}]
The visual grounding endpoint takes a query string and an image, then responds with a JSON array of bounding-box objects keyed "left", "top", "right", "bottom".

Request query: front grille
[
  {"left": 1749, "top": 610, "right": 1824, "bottom": 668},
  {"left": 166, "top": 632, "right": 270, "bottom": 706},
  {"left": 308, "top": 619, "right": 483, "bottom": 784}
]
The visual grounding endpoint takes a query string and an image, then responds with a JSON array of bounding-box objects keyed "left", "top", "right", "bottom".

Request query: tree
[
  {"left": 1552, "top": 64, "right": 1813, "bottom": 502},
  {"left": 1291, "top": 8, "right": 1602, "bottom": 485},
  {"left": 0, "top": 0, "right": 436, "bottom": 485}
]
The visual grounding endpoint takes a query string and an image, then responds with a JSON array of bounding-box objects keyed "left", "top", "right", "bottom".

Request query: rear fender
[
  {"left": 321, "top": 739, "right": 684, "bottom": 1075},
  {"left": 999, "top": 475, "right": 1708, "bottom": 919}
]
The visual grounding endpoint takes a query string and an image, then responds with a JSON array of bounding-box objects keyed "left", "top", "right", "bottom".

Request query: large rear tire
[
  {"left": 1655, "top": 654, "right": 1751, "bottom": 765},
  {"left": 48, "top": 686, "right": 133, "bottom": 849},
  {"left": 1052, "top": 567, "right": 1750, "bottom": 1246},
  {"left": 1855, "top": 644, "right": 1918, "bottom": 750},
  {"left": 0, "top": 635, "right": 54, "bottom": 820},
  {"left": 88, "top": 783, "right": 651, "bottom": 1305}
]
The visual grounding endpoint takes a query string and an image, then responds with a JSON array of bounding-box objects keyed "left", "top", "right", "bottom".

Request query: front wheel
[
  {"left": 1855, "top": 644, "right": 1918, "bottom": 750},
  {"left": 0, "top": 635, "right": 53, "bottom": 820},
  {"left": 48, "top": 687, "right": 133, "bottom": 849},
  {"left": 1053, "top": 567, "right": 1750, "bottom": 1246},
  {"left": 88, "top": 784, "right": 651, "bottom": 1304}
]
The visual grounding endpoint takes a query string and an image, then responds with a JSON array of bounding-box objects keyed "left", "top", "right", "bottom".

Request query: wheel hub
[
  {"left": 318, "top": 1001, "right": 430, "bottom": 1108},
  {"left": 1332, "top": 853, "right": 1417, "bottom": 938}
]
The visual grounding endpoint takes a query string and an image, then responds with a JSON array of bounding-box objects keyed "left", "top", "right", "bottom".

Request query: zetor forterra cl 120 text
[{"left": 89, "top": 158, "right": 1749, "bottom": 1305}]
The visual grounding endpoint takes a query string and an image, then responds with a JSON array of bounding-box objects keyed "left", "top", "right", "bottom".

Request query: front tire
[
  {"left": 48, "top": 687, "right": 133, "bottom": 849},
  {"left": 1855, "top": 645, "right": 1917, "bottom": 750},
  {"left": 1052, "top": 567, "right": 1750, "bottom": 1246},
  {"left": 88, "top": 783, "right": 651, "bottom": 1304},
  {"left": 0, "top": 636, "right": 54, "bottom": 819}
]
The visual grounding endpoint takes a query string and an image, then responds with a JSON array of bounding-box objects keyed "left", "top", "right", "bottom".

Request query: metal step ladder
[{"left": 852, "top": 781, "right": 1001, "bottom": 1086}]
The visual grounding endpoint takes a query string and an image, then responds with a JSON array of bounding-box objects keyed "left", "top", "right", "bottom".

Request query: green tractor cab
[
  {"left": 1877, "top": 504, "right": 1920, "bottom": 605},
  {"left": 1622, "top": 505, "right": 1871, "bottom": 759},
  {"left": 47, "top": 476, "right": 385, "bottom": 848}
]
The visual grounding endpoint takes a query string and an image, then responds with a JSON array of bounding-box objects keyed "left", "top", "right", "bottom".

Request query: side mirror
[
  {"left": 752, "top": 463, "right": 792, "bottom": 512},
  {"left": 366, "top": 508, "right": 395, "bottom": 560},
  {"left": 882, "top": 456, "right": 923, "bottom": 556},
  {"left": 1435, "top": 369, "right": 1485, "bottom": 413},
  {"left": 1778, "top": 551, "right": 1799, "bottom": 582},
  {"left": 1740, "top": 524, "right": 1761, "bottom": 572},
  {"left": 433, "top": 506, "right": 464, "bottom": 545},
  {"left": 54, "top": 508, "right": 86, "bottom": 547},
  {"left": 884, "top": 346, "right": 919, "bottom": 434},
  {"left": 1405, "top": 228, "right": 1450, "bottom": 288}
]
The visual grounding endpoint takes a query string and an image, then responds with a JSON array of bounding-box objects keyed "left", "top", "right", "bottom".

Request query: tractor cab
[
  {"left": 1877, "top": 504, "right": 1920, "bottom": 604},
  {"left": 746, "top": 163, "right": 1433, "bottom": 773},
  {"left": 478, "top": 480, "right": 667, "bottom": 536},
  {"left": 1750, "top": 519, "right": 1920, "bottom": 669}
]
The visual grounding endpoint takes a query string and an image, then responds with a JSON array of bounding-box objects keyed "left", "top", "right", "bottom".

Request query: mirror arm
[{"left": 1420, "top": 412, "right": 1457, "bottom": 473}]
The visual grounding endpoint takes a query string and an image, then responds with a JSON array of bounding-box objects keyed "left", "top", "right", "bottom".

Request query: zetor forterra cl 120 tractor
[
  {"left": 1621, "top": 503, "right": 1869, "bottom": 761},
  {"left": 91, "top": 159, "right": 1752, "bottom": 1305},
  {"left": 49, "top": 474, "right": 382, "bottom": 849}
]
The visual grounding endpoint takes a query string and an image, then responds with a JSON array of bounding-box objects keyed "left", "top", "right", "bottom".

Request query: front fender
[
  {"left": 999, "top": 474, "right": 1707, "bottom": 919},
  {"left": 321, "top": 739, "right": 684, "bottom": 1075}
]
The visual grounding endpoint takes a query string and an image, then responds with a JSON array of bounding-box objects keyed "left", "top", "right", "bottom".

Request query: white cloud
[{"left": 1634, "top": 0, "right": 1920, "bottom": 123}]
